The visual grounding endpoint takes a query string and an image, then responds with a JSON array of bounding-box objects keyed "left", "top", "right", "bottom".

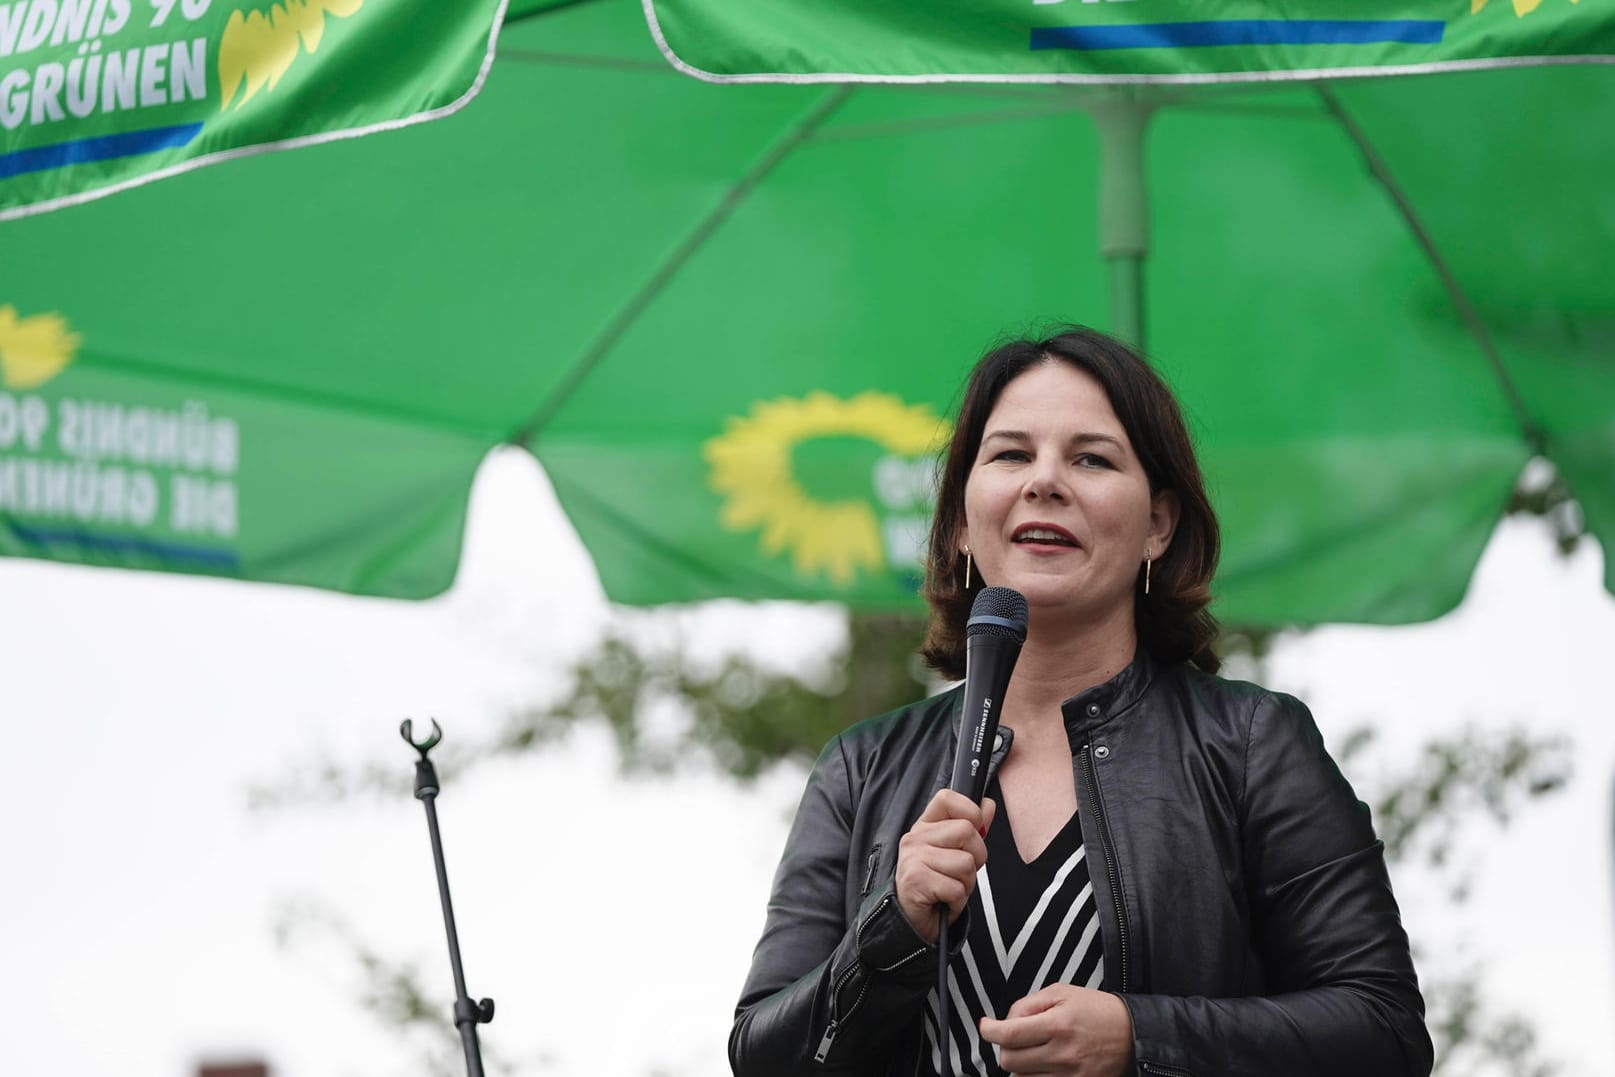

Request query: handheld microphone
[
  {"left": 937, "top": 586, "right": 1027, "bottom": 1074},
  {"left": 949, "top": 586, "right": 1029, "bottom": 802}
]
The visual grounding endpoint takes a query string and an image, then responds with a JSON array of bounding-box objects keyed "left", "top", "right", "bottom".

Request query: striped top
[{"left": 923, "top": 780, "right": 1104, "bottom": 1077}]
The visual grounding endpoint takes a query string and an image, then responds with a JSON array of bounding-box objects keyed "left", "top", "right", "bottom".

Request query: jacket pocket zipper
[
  {"left": 1081, "top": 742, "right": 1131, "bottom": 993},
  {"left": 862, "top": 843, "right": 882, "bottom": 896},
  {"left": 1140, "top": 1065, "right": 1195, "bottom": 1076}
]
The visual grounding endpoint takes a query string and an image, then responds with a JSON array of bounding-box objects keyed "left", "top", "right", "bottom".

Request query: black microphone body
[
  {"left": 949, "top": 587, "right": 1029, "bottom": 803},
  {"left": 936, "top": 587, "right": 1027, "bottom": 1074}
]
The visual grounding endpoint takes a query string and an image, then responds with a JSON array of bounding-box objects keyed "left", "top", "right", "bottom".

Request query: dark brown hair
[{"left": 920, "top": 326, "right": 1221, "bottom": 679}]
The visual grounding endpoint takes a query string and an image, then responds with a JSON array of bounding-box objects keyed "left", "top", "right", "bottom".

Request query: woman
[{"left": 729, "top": 327, "right": 1432, "bottom": 1077}]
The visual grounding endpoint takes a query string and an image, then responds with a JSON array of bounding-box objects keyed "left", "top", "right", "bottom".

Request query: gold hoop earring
[
  {"left": 962, "top": 546, "right": 973, "bottom": 590},
  {"left": 1143, "top": 549, "right": 1151, "bottom": 595}
]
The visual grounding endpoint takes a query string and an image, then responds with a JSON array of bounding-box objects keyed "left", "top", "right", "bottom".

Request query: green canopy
[
  {"left": 0, "top": 0, "right": 506, "bottom": 220},
  {"left": 1, "top": 0, "right": 1611, "bottom": 624},
  {"left": 644, "top": 0, "right": 1615, "bottom": 81}
]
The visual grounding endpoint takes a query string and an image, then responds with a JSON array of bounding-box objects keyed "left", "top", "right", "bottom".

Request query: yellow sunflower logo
[
  {"left": 705, "top": 392, "right": 949, "bottom": 587},
  {"left": 0, "top": 305, "right": 80, "bottom": 390},
  {"left": 1471, "top": 0, "right": 1579, "bottom": 15},
  {"left": 219, "top": 0, "right": 364, "bottom": 111}
]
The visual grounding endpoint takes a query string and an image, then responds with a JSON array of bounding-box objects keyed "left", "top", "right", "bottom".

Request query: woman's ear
[{"left": 1148, "top": 490, "right": 1180, "bottom": 555}]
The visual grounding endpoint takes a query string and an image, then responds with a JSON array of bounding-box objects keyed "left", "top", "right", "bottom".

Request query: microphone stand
[{"left": 400, "top": 719, "right": 494, "bottom": 1077}]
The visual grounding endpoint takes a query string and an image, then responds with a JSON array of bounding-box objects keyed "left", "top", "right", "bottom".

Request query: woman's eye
[
  {"left": 1076, "top": 453, "right": 1112, "bottom": 469},
  {"left": 991, "top": 449, "right": 1029, "bottom": 462}
]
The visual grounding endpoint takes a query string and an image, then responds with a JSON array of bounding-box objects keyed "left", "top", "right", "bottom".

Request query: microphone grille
[{"left": 966, "top": 586, "right": 1028, "bottom": 642}]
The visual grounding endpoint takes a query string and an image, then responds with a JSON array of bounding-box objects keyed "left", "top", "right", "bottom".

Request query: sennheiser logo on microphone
[{"left": 968, "top": 698, "right": 992, "bottom": 776}]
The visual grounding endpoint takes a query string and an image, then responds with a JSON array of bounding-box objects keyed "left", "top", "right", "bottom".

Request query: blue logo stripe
[
  {"left": 0, "top": 123, "right": 204, "bottom": 181},
  {"left": 7, "top": 521, "right": 241, "bottom": 570},
  {"left": 1030, "top": 19, "right": 1446, "bottom": 51}
]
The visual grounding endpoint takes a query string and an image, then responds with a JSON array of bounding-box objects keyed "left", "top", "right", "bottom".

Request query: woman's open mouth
[{"left": 1012, "top": 524, "right": 1079, "bottom": 547}]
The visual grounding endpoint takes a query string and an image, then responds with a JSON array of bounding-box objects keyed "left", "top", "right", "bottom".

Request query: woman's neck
[{"left": 1003, "top": 605, "right": 1139, "bottom": 720}]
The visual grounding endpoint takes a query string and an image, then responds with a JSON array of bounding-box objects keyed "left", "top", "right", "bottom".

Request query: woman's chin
[
  {"left": 990, "top": 565, "right": 1088, "bottom": 603},
  {"left": 1015, "top": 583, "right": 1133, "bottom": 631}
]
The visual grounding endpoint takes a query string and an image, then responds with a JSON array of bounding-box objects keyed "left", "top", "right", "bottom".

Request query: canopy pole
[{"left": 1088, "top": 94, "right": 1155, "bottom": 350}]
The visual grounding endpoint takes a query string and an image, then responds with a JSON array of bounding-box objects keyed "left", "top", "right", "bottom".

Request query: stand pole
[{"left": 401, "top": 719, "right": 494, "bottom": 1077}]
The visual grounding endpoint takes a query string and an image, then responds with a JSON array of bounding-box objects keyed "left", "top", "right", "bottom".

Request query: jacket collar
[
  {"left": 931, "top": 646, "right": 1159, "bottom": 787},
  {"left": 1059, "top": 646, "right": 1159, "bottom": 737}
]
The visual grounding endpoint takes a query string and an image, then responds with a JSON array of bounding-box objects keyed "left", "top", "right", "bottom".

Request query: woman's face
[{"left": 960, "top": 360, "right": 1177, "bottom": 631}]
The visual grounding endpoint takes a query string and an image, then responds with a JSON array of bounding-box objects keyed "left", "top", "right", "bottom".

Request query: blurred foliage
[
  {"left": 247, "top": 756, "right": 410, "bottom": 813},
  {"left": 495, "top": 611, "right": 930, "bottom": 780},
  {"left": 1336, "top": 722, "right": 1571, "bottom": 1075},
  {"left": 1508, "top": 458, "right": 1585, "bottom": 557},
  {"left": 270, "top": 899, "right": 530, "bottom": 1077},
  {"left": 1341, "top": 724, "right": 1571, "bottom": 901},
  {"left": 1424, "top": 963, "right": 1561, "bottom": 1077}
]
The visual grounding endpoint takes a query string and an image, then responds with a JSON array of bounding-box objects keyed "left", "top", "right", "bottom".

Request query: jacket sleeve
[
  {"left": 729, "top": 734, "right": 941, "bottom": 1076},
  {"left": 1119, "top": 691, "right": 1434, "bottom": 1077}
]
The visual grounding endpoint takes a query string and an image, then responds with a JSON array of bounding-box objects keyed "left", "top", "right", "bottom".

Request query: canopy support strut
[
  {"left": 1315, "top": 84, "right": 1546, "bottom": 456},
  {"left": 512, "top": 85, "right": 856, "bottom": 449}
]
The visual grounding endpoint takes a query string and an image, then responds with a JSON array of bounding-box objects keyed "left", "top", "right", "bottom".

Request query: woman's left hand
[{"left": 978, "top": 985, "right": 1134, "bottom": 1076}]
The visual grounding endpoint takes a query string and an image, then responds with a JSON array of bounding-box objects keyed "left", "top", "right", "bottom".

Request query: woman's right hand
[{"left": 895, "top": 789, "right": 996, "bottom": 944}]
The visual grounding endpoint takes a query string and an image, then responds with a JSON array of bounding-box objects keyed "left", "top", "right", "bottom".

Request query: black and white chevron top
[{"left": 923, "top": 777, "right": 1105, "bottom": 1077}]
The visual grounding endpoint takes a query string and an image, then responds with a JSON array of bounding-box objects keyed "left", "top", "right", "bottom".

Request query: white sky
[{"left": 2, "top": 447, "right": 1611, "bottom": 1077}]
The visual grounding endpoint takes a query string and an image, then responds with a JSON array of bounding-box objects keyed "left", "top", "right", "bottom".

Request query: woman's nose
[{"left": 1023, "top": 460, "right": 1068, "bottom": 502}]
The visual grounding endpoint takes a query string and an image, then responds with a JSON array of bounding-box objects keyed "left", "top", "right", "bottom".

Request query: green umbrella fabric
[
  {"left": 0, "top": 0, "right": 508, "bottom": 220},
  {"left": 0, "top": 0, "right": 1610, "bottom": 625},
  {"left": 644, "top": 0, "right": 1615, "bottom": 82}
]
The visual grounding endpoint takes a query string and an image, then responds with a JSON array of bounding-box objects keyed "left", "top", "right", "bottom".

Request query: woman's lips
[{"left": 1011, "top": 523, "right": 1079, "bottom": 547}]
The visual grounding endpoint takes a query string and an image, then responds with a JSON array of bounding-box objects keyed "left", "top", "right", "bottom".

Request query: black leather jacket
[{"left": 730, "top": 649, "right": 1433, "bottom": 1077}]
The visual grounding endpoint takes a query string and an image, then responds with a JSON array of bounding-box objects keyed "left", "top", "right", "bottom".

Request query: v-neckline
[{"left": 987, "top": 776, "right": 1081, "bottom": 869}]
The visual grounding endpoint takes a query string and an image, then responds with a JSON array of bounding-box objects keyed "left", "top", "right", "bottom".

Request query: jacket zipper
[
  {"left": 1081, "top": 725, "right": 1188, "bottom": 1077},
  {"left": 814, "top": 893, "right": 922, "bottom": 1062},
  {"left": 813, "top": 971, "right": 868, "bottom": 1063},
  {"left": 1080, "top": 742, "right": 1130, "bottom": 993}
]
